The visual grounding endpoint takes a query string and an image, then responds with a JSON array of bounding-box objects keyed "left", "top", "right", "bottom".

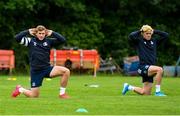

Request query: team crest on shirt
[
  {"left": 33, "top": 42, "right": 37, "bottom": 46},
  {"left": 150, "top": 41, "right": 153, "bottom": 45},
  {"left": 43, "top": 42, "right": 48, "bottom": 46},
  {"left": 144, "top": 41, "right": 146, "bottom": 44}
]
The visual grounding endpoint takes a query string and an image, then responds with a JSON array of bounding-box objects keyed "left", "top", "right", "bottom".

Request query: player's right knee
[
  {"left": 65, "top": 68, "right": 70, "bottom": 75},
  {"left": 31, "top": 93, "right": 39, "bottom": 98},
  {"left": 140, "top": 89, "right": 151, "bottom": 95},
  {"left": 157, "top": 67, "right": 163, "bottom": 74},
  {"left": 143, "top": 91, "right": 151, "bottom": 95},
  {"left": 140, "top": 91, "right": 145, "bottom": 95}
]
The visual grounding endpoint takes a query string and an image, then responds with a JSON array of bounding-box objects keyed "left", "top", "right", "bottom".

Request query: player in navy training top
[
  {"left": 12, "top": 25, "right": 70, "bottom": 99},
  {"left": 122, "top": 25, "right": 168, "bottom": 96}
]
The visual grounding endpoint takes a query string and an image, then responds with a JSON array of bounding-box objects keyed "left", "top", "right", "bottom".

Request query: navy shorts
[
  {"left": 30, "top": 66, "right": 53, "bottom": 88},
  {"left": 137, "top": 65, "right": 153, "bottom": 83}
]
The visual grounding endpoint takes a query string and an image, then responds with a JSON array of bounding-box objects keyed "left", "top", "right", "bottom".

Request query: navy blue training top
[
  {"left": 128, "top": 30, "right": 168, "bottom": 66},
  {"left": 15, "top": 30, "right": 66, "bottom": 71}
]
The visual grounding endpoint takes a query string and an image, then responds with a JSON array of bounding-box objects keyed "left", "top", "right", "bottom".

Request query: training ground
[{"left": 0, "top": 74, "right": 180, "bottom": 115}]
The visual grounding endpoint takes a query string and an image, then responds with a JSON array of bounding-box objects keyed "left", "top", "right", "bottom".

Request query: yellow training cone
[
  {"left": 46, "top": 78, "right": 52, "bottom": 81},
  {"left": 12, "top": 78, "right": 17, "bottom": 81}
]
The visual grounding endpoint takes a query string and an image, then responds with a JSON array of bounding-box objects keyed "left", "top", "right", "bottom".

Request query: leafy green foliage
[{"left": 0, "top": 0, "right": 179, "bottom": 72}]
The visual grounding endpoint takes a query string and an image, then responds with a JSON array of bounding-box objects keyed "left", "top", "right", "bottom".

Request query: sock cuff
[
  {"left": 60, "top": 87, "right": 66, "bottom": 90},
  {"left": 156, "top": 85, "right": 160, "bottom": 87},
  {"left": 19, "top": 87, "right": 25, "bottom": 93}
]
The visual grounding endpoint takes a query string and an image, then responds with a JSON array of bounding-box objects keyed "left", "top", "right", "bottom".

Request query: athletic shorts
[
  {"left": 137, "top": 65, "right": 153, "bottom": 83},
  {"left": 30, "top": 66, "right": 53, "bottom": 88}
]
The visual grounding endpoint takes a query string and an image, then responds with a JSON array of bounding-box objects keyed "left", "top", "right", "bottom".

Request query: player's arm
[
  {"left": 15, "top": 30, "right": 31, "bottom": 46},
  {"left": 46, "top": 30, "right": 66, "bottom": 43},
  {"left": 128, "top": 30, "right": 141, "bottom": 44},
  {"left": 153, "top": 30, "right": 169, "bottom": 42}
]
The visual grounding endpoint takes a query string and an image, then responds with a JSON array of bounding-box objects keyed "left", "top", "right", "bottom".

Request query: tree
[{"left": 0, "top": 0, "right": 179, "bottom": 73}]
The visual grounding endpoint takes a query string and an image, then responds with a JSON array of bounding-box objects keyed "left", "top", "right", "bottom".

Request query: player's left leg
[
  {"left": 49, "top": 66, "right": 70, "bottom": 99},
  {"left": 122, "top": 83, "right": 145, "bottom": 95},
  {"left": 122, "top": 75, "right": 153, "bottom": 95},
  {"left": 122, "top": 82, "right": 152, "bottom": 95}
]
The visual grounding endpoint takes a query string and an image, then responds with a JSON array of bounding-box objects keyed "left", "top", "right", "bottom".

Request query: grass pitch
[{"left": 0, "top": 74, "right": 180, "bottom": 115}]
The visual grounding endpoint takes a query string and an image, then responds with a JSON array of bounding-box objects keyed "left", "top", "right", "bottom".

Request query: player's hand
[
  {"left": 29, "top": 28, "right": 36, "bottom": 36},
  {"left": 152, "top": 29, "right": 154, "bottom": 34},
  {"left": 46, "top": 29, "right": 53, "bottom": 37}
]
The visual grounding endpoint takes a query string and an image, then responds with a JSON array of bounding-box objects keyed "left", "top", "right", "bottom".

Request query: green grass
[{"left": 1, "top": 74, "right": 180, "bottom": 115}]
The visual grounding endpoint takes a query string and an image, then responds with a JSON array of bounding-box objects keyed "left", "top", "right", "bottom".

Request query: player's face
[
  {"left": 36, "top": 30, "right": 46, "bottom": 40},
  {"left": 142, "top": 30, "right": 153, "bottom": 40}
]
